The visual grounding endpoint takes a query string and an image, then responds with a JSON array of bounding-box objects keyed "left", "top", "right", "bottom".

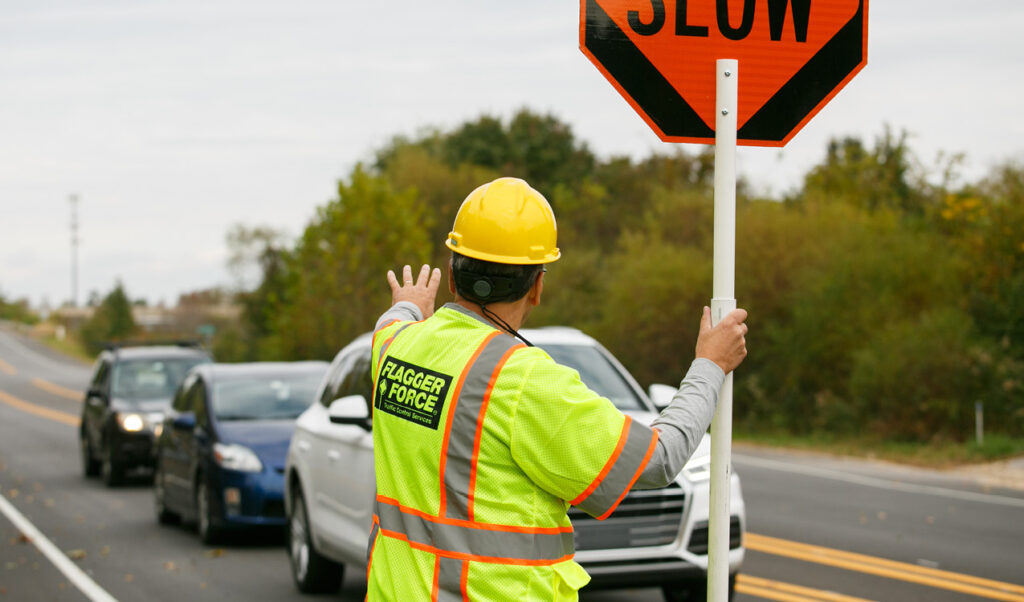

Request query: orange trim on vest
[
  {"left": 378, "top": 528, "right": 575, "bottom": 567},
  {"left": 376, "top": 495, "right": 572, "bottom": 535},
  {"left": 460, "top": 561, "right": 470, "bottom": 601},
  {"left": 437, "top": 331, "right": 500, "bottom": 517},
  {"left": 570, "top": 416, "right": 632, "bottom": 505},
  {"left": 431, "top": 554, "right": 441, "bottom": 601},
  {"left": 367, "top": 514, "right": 380, "bottom": 582},
  {"left": 467, "top": 342, "right": 524, "bottom": 521},
  {"left": 595, "top": 428, "right": 660, "bottom": 520}
]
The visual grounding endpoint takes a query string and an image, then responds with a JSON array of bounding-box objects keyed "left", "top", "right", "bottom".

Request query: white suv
[{"left": 284, "top": 327, "right": 745, "bottom": 601}]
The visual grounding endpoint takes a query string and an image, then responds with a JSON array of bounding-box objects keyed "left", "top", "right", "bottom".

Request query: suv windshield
[
  {"left": 212, "top": 373, "right": 322, "bottom": 421},
  {"left": 112, "top": 357, "right": 206, "bottom": 402},
  {"left": 539, "top": 343, "right": 647, "bottom": 411}
]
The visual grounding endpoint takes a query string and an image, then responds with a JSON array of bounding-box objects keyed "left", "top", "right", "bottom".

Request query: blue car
[{"left": 154, "top": 361, "right": 328, "bottom": 543}]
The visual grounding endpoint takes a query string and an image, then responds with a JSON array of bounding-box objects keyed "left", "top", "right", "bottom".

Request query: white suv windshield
[{"left": 539, "top": 343, "right": 647, "bottom": 411}]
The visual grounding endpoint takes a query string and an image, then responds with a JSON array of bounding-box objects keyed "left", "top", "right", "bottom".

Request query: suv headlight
[
  {"left": 682, "top": 454, "right": 711, "bottom": 482},
  {"left": 116, "top": 412, "right": 164, "bottom": 434},
  {"left": 213, "top": 443, "right": 263, "bottom": 473},
  {"left": 117, "top": 413, "right": 145, "bottom": 432}
]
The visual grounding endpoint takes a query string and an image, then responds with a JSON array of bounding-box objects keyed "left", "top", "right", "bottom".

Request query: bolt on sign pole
[{"left": 708, "top": 59, "right": 738, "bottom": 602}]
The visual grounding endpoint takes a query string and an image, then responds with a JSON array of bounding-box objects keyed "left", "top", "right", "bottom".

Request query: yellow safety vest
[{"left": 367, "top": 305, "right": 658, "bottom": 601}]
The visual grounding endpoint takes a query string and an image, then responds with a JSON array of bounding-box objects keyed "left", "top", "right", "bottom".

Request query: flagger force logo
[{"left": 374, "top": 357, "right": 452, "bottom": 430}]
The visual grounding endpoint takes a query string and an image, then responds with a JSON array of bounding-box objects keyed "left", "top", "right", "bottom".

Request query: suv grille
[{"left": 567, "top": 483, "right": 685, "bottom": 550}]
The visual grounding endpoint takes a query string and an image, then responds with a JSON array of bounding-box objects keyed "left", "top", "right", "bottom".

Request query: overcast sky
[{"left": 2, "top": 0, "right": 1022, "bottom": 308}]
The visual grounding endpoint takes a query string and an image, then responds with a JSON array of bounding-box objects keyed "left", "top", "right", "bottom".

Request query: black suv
[{"left": 80, "top": 344, "right": 212, "bottom": 486}]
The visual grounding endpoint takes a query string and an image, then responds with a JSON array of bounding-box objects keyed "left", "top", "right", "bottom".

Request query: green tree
[
  {"left": 79, "top": 281, "right": 136, "bottom": 354},
  {"left": 801, "top": 127, "right": 927, "bottom": 215},
  {"left": 271, "top": 165, "right": 433, "bottom": 360}
]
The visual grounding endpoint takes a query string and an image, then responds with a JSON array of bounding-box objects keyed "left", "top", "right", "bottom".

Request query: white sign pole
[{"left": 708, "top": 58, "right": 737, "bottom": 602}]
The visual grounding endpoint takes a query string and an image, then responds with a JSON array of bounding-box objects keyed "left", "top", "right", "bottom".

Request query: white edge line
[
  {"left": 0, "top": 490, "right": 119, "bottom": 602},
  {"left": 734, "top": 453, "right": 1024, "bottom": 508}
]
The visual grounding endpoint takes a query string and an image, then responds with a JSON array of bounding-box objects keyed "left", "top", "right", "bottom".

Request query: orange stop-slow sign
[{"left": 580, "top": 0, "right": 868, "bottom": 146}]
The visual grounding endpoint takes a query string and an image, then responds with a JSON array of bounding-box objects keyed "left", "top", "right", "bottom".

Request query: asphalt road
[{"left": 2, "top": 324, "right": 1022, "bottom": 602}]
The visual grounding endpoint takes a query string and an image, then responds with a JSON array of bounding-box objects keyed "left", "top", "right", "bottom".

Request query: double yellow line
[
  {"left": 0, "top": 389, "right": 80, "bottom": 427},
  {"left": 746, "top": 533, "right": 1024, "bottom": 601},
  {"left": 736, "top": 574, "right": 871, "bottom": 601}
]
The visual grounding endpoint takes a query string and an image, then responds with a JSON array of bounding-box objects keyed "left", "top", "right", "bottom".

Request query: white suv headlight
[
  {"left": 682, "top": 454, "right": 711, "bottom": 482},
  {"left": 213, "top": 443, "right": 263, "bottom": 473}
]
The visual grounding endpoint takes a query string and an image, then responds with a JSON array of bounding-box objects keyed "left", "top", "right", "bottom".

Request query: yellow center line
[
  {"left": 738, "top": 574, "right": 875, "bottom": 601},
  {"left": 746, "top": 533, "right": 1024, "bottom": 601},
  {"left": 0, "top": 389, "right": 80, "bottom": 427},
  {"left": 31, "top": 378, "right": 83, "bottom": 401},
  {"left": 0, "top": 359, "right": 16, "bottom": 376}
]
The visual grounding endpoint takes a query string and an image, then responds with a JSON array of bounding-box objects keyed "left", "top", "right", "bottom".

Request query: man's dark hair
[{"left": 451, "top": 252, "right": 544, "bottom": 305}]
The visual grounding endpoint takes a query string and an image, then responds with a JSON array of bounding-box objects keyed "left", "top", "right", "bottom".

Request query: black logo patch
[{"left": 374, "top": 357, "right": 452, "bottom": 430}]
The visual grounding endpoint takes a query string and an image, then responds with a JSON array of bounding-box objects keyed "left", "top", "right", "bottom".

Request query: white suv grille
[{"left": 567, "top": 482, "right": 685, "bottom": 550}]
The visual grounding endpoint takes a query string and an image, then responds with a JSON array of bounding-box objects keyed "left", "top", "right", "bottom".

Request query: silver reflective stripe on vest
[
  {"left": 377, "top": 322, "right": 415, "bottom": 367},
  {"left": 437, "top": 557, "right": 465, "bottom": 601},
  {"left": 573, "top": 417, "right": 656, "bottom": 518},
  {"left": 375, "top": 500, "right": 574, "bottom": 563},
  {"left": 443, "top": 333, "right": 521, "bottom": 521}
]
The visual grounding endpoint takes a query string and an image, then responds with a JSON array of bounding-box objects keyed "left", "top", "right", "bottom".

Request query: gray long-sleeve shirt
[{"left": 375, "top": 302, "right": 724, "bottom": 492}]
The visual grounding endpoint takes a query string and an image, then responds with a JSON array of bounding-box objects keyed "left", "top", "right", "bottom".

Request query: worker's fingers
[
  {"left": 699, "top": 306, "right": 712, "bottom": 334},
  {"left": 403, "top": 264, "right": 414, "bottom": 284},
  {"left": 721, "top": 308, "right": 748, "bottom": 327},
  {"left": 414, "top": 264, "right": 431, "bottom": 287},
  {"left": 386, "top": 269, "right": 400, "bottom": 292},
  {"left": 426, "top": 267, "right": 442, "bottom": 296}
]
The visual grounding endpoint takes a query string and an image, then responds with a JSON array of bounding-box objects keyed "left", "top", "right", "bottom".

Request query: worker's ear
[
  {"left": 448, "top": 260, "right": 456, "bottom": 296},
  {"left": 527, "top": 269, "right": 544, "bottom": 307}
]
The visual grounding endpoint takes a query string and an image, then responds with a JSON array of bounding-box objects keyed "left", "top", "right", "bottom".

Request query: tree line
[{"left": 177, "top": 110, "right": 1024, "bottom": 442}]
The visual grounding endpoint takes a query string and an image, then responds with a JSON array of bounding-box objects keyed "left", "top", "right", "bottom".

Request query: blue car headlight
[{"left": 213, "top": 443, "right": 263, "bottom": 473}]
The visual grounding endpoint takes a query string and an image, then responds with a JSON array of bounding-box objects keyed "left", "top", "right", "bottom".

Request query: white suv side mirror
[
  {"left": 648, "top": 383, "right": 676, "bottom": 411},
  {"left": 328, "top": 395, "right": 372, "bottom": 431}
]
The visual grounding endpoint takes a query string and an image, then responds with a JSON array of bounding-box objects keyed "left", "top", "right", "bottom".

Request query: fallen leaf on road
[
  {"left": 5, "top": 562, "right": 17, "bottom": 570},
  {"left": 31, "top": 483, "right": 42, "bottom": 492},
  {"left": 66, "top": 549, "right": 87, "bottom": 560},
  {"left": 123, "top": 574, "right": 134, "bottom": 583},
  {"left": 203, "top": 549, "right": 224, "bottom": 558},
  {"left": 15, "top": 534, "right": 30, "bottom": 545},
  {"left": 99, "top": 546, "right": 110, "bottom": 557},
  {"left": 1, "top": 585, "right": 7, "bottom": 594},
  {"left": 43, "top": 499, "right": 54, "bottom": 508},
  {"left": 163, "top": 561, "right": 176, "bottom": 571},
  {"left": 199, "top": 582, "right": 207, "bottom": 590},
  {"left": 5, "top": 489, "right": 18, "bottom": 499}
]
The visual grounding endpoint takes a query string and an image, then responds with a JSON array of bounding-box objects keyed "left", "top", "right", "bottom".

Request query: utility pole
[{"left": 70, "top": 194, "right": 79, "bottom": 308}]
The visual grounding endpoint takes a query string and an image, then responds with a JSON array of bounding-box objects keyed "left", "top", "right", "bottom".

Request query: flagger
[{"left": 366, "top": 177, "right": 749, "bottom": 601}]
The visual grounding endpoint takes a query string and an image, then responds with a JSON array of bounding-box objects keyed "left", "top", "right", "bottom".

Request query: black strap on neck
[{"left": 480, "top": 305, "right": 534, "bottom": 347}]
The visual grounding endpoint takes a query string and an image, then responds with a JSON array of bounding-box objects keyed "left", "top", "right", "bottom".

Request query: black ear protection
[{"left": 454, "top": 270, "right": 536, "bottom": 305}]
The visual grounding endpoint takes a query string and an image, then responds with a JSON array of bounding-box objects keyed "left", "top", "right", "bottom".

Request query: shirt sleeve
[
  {"left": 374, "top": 301, "right": 422, "bottom": 332},
  {"left": 635, "top": 358, "right": 725, "bottom": 489},
  {"left": 508, "top": 353, "right": 658, "bottom": 520}
]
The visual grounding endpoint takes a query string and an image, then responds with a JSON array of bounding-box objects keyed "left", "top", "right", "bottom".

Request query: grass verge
[{"left": 734, "top": 431, "right": 1024, "bottom": 468}]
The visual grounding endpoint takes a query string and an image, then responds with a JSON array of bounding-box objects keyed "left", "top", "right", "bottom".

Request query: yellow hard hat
[{"left": 445, "top": 177, "right": 561, "bottom": 265}]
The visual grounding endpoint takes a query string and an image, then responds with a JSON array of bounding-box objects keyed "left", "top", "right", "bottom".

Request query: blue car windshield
[
  {"left": 212, "top": 373, "right": 322, "bottom": 421},
  {"left": 538, "top": 343, "right": 647, "bottom": 411},
  {"left": 112, "top": 358, "right": 206, "bottom": 402}
]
